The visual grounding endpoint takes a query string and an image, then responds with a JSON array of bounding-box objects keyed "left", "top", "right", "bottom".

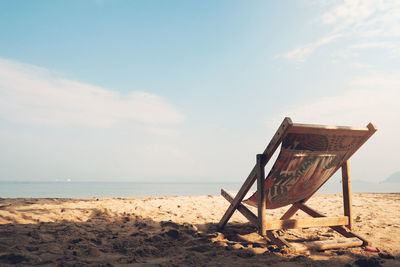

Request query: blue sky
[{"left": 0, "top": 0, "right": 399, "bottom": 183}]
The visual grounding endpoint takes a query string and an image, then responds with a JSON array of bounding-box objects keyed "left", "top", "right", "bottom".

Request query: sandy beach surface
[{"left": 0, "top": 193, "right": 399, "bottom": 266}]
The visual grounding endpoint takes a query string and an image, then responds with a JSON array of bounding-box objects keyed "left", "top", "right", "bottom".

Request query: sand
[{"left": 0, "top": 193, "right": 399, "bottom": 266}]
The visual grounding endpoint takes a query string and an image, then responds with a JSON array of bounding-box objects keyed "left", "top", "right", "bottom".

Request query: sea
[
  {"left": 0, "top": 179, "right": 399, "bottom": 198},
  {"left": 0, "top": 181, "right": 245, "bottom": 198}
]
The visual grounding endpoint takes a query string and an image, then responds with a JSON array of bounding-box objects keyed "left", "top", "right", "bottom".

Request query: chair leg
[
  {"left": 342, "top": 160, "right": 352, "bottom": 230},
  {"left": 256, "top": 154, "right": 267, "bottom": 236}
]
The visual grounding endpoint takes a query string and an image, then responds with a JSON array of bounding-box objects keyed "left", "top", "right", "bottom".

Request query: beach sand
[{"left": 0, "top": 193, "right": 399, "bottom": 266}]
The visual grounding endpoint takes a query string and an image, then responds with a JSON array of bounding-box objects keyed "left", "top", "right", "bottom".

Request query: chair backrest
[{"left": 246, "top": 122, "right": 376, "bottom": 209}]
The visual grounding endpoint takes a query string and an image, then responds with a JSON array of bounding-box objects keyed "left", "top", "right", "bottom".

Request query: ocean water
[
  {"left": 0, "top": 181, "right": 243, "bottom": 198},
  {"left": 0, "top": 180, "right": 398, "bottom": 198}
]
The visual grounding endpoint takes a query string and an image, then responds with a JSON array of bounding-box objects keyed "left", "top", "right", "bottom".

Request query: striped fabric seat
[{"left": 245, "top": 132, "right": 365, "bottom": 209}]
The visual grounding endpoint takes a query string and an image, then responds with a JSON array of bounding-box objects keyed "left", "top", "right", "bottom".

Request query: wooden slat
[
  {"left": 217, "top": 117, "right": 293, "bottom": 229},
  {"left": 256, "top": 154, "right": 267, "bottom": 235},
  {"left": 220, "top": 189, "right": 258, "bottom": 226},
  {"left": 290, "top": 237, "right": 363, "bottom": 252},
  {"left": 264, "top": 216, "right": 349, "bottom": 231},
  {"left": 288, "top": 123, "right": 371, "bottom": 136},
  {"left": 262, "top": 117, "right": 293, "bottom": 161},
  {"left": 297, "top": 203, "right": 370, "bottom": 246},
  {"left": 342, "top": 160, "right": 352, "bottom": 230}
]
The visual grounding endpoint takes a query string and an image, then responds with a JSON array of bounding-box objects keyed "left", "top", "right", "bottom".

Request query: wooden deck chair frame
[{"left": 218, "top": 117, "right": 377, "bottom": 251}]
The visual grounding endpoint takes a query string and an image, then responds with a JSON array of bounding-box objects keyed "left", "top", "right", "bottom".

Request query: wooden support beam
[
  {"left": 217, "top": 117, "right": 293, "bottom": 230},
  {"left": 264, "top": 216, "right": 349, "bottom": 231},
  {"left": 261, "top": 117, "right": 293, "bottom": 160},
  {"left": 288, "top": 124, "right": 371, "bottom": 136},
  {"left": 290, "top": 237, "right": 363, "bottom": 252},
  {"left": 256, "top": 154, "right": 267, "bottom": 236},
  {"left": 280, "top": 202, "right": 301, "bottom": 220},
  {"left": 266, "top": 231, "right": 293, "bottom": 248},
  {"left": 297, "top": 203, "right": 370, "bottom": 246},
  {"left": 297, "top": 202, "right": 325, "bottom": 218},
  {"left": 342, "top": 160, "right": 352, "bottom": 230},
  {"left": 220, "top": 189, "right": 258, "bottom": 226},
  {"left": 217, "top": 167, "right": 257, "bottom": 230}
]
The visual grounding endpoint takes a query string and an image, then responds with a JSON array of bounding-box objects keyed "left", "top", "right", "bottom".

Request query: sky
[{"left": 0, "top": 0, "right": 399, "bottom": 183}]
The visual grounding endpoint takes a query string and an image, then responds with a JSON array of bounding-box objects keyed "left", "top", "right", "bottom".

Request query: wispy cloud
[
  {"left": 320, "top": 0, "right": 378, "bottom": 31},
  {"left": 0, "top": 58, "right": 184, "bottom": 128},
  {"left": 267, "top": 71, "right": 400, "bottom": 180},
  {"left": 282, "top": 34, "right": 342, "bottom": 62},
  {"left": 350, "top": 41, "right": 400, "bottom": 57},
  {"left": 282, "top": 0, "right": 400, "bottom": 62},
  {"left": 269, "top": 71, "right": 400, "bottom": 126}
]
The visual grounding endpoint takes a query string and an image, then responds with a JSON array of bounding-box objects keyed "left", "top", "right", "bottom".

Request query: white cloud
[
  {"left": 282, "top": 0, "right": 400, "bottom": 62},
  {"left": 269, "top": 71, "right": 400, "bottom": 127},
  {"left": 320, "top": 0, "right": 377, "bottom": 30},
  {"left": 144, "top": 126, "right": 180, "bottom": 137},
  {"left": 0, "top": 58, "right": 184, "bottom": 128},
  {"left": 0, "top": 58, "right": 193, "bottom": 181},
  {"left": 349, "top": 62, "right": 374, "bottom": 69},
  {"left": 350, "top": 41, "right": 400, "bottom": 57},
  {"left": 282, "top": 34, "right": 342, "bottom": 62}
]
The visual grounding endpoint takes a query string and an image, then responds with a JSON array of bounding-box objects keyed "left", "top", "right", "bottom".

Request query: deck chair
[{"left": 218, "top": 117, "right": 377, "bottom": 251}]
